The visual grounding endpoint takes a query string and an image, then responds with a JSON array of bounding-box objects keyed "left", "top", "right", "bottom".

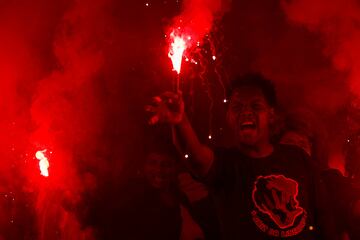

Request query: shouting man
[{"left": 147, "top": 73, "right": 360, "bottom": 239}]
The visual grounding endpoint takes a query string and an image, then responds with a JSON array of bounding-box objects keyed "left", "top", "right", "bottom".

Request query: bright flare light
[
  {"left": 36, "top": 150, "right": 49, "bottom": 177},
  {"left": 168, "top": 31, "right": 187, "bottom": 74}
]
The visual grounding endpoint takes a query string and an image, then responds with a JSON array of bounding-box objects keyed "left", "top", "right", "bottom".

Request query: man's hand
[
  {"left": 146, "top": 91, "right": 214, "bottom": 178},
  {"left": 146, "top": 91, "right": 184, "bottom": 125}
]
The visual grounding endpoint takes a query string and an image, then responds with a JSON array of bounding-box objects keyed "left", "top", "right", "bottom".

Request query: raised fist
[{"left": 146, "top": 91, "right": 184, "bottom": 125}]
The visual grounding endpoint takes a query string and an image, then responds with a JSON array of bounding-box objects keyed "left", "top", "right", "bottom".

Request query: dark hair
[{"left": 227, "top": 73, "right": 277, "bottom": 107}]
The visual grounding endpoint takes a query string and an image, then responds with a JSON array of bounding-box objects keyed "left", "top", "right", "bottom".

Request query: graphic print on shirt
[{"left": 251, "top": 175, "right": 307, "bottom": 237}]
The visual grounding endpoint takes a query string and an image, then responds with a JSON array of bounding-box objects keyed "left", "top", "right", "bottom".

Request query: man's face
[
  {"left": 227, "top": 87, "right": 274, "bottom": 147},
  {"left": 144, "top": 153, "right": 177, "bottom": 189}
]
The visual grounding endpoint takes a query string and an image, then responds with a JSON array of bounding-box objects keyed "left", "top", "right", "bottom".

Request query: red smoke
[
  {"left": 167, "top": 0, "right": 230, "bottom": 64},
  {"left": 0, "top": 0, "right": 121, "bottom": 238},
  {"left": 171, "top": 0, "right": 228, "bottom": 40},
  {"left": 0, "top": 0, "right": 358, "bottom": 238},
  {"left": 282, "top": 0, "right": 360, "bottom": 99},
  {"left": 281, "top": 0, "right": 360, "bottom": 171}
]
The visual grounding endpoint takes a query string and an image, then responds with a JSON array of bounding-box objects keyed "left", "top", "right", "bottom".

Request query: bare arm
[
  {"left": 146, "top": 92, "right": 214, "bottom": 177},
  {"left": 172, "top": 116, "right": 214, "bottom": 177}
]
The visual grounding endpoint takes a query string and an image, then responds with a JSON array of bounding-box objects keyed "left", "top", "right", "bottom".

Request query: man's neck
[{"left": 238, "top": 142, "right": 274, "bottom": 158}]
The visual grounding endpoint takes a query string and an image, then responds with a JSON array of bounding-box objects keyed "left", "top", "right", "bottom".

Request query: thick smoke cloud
[
  {"left": 282, "top": 0, "right": 360, "bottom": 98},
  {"left": 0, "top": 0, "right": 144, "bottom": 238},
  {"left": 281, "top": 0, "right": 360, "bottom": 170},
  {"left": 170, "top": 0, "right": 230, "bottom": 42}
]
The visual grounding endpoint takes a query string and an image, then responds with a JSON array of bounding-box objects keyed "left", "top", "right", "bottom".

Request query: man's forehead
[{"left": 230, "top": 87, "right": 266, "bottom": 102}]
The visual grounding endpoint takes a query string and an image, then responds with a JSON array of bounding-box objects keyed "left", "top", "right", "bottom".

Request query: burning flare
[
  {"left": 36, "top": 150, "right": 50, "bottom": 177},
  {"left": 168, "top": 31, "right": 188, "bottom": 74}
]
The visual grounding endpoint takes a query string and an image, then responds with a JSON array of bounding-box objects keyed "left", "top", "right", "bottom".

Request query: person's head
[
  {"left": 143, "top": 148, "right": 178, "bottom": 190},
  {"left": 226, "top": 73, "right": 276, "bottom": 147},
  {"left": 280, "top": 131, "right": 312, "bottom": 156},
  {"left": 279, "top": 111, "right": 315, "bottom": 157}
]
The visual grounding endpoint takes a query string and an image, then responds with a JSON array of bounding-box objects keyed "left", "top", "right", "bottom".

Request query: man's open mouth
[
  {"left": 152, "top": 175, "right": 166, "bottom": 182},
  {"left": 240, "top": 121, "right": 256, "bottom": 130}
]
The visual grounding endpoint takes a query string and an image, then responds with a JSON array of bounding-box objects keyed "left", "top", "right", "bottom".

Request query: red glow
[
  {"left": 36, "top": 150, "right": 50, "bottom": 177},
  {"left": 168, "top": 31, "right": 188, "bottom": 74},
  {"left": 166, "top": 0, "right": 227, "bottom": 74}
]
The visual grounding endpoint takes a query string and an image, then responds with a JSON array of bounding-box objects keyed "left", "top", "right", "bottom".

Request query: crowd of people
[{"left": 1, "top": 73, "right": 360, "bottom": 239}]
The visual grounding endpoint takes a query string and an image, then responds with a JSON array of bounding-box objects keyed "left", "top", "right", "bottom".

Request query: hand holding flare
[{"left": 146, "top": 92, "right": 184, "bottom": 125}]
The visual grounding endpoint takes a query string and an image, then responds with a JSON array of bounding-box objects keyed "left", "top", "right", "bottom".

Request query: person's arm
[
  {"left": 172, "top": 116, "right": 214, "bottom": 177},
  {"left": 146, "top": 92, "right": 214, "bottom": 177}
]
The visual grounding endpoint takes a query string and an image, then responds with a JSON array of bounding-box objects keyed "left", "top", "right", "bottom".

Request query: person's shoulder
[
  {"left": 275, "top": 143, "right": 318, "bottom": 170},
  {"left": 276, "top": 143, "right": 310, "bottom": 158},
  {"left": 321, "top": 168, "right": 344, "bottom": 180},
  {"left": 320, "top": 168, "right": 352, "bottom": 193}
]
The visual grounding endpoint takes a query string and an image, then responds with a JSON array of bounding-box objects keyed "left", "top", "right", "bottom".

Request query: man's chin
[
  {"left": 238, "top": 133, "right": 258, "bottom": 146},
  {"left": 239, "top": 140, "right": 258, "bottom": 147}
]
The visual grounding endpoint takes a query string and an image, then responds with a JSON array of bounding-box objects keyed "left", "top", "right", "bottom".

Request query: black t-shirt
[{"left": 203, "top": 144, "right": 324, "bottom": 239}]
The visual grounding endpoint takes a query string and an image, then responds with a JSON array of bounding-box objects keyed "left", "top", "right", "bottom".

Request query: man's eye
[
  {"left": 231, "top": 104, "right": 243, "bottom": 111},
  {"left": 252, "top": 103, "right": 265, "bottom": 111}
]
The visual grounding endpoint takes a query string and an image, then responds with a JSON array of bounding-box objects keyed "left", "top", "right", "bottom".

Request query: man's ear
[
  {"left": 269, "top": 108, "right": 275, "bottom": 124},
  {"left": 226, "top": 110, "right": 235, "bottom": 128}
]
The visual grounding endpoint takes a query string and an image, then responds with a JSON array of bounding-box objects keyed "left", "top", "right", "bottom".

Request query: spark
[
  {"left": 208, "top": 135, "right": 212, "bottom": 140},
  {"left": 145, "top": 3, "right": 149, "bottom": 7},
  {"left": 184, "top": 154, "right": 189, "bottom": 159},
  {"left": 212, "top": 55, "right": 216, "bottom": 61},
  {"left": 190, "top": 59, "right": 198, "bottom": 65},
  {"left": 223, "top": 99, "right": 228, "bottom": 103}
]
